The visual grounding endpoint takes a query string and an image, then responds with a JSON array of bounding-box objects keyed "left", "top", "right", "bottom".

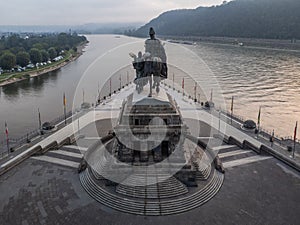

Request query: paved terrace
[
  {"left": 0, "top": 83, "right": 299, "bottom": 224},
  {"left": 1, "top": 83, "right": 299, "bottom": 174}
]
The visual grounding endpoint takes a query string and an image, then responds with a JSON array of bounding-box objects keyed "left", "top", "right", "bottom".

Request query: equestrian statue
[{"left": 130, "top": 27, "right": 168, "bottom": 97}]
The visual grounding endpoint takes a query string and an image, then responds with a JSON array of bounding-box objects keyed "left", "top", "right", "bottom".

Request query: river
[{"left": 0, "top": 35, "right": 299, "bottom": 143}]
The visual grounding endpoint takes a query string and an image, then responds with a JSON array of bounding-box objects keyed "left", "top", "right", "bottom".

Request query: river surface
[
  {"left": 192, "top": 42, "right": 300, "bottom": 139},
  {"left": 0, "top": 35, "right": 299, "bottom": 142}
]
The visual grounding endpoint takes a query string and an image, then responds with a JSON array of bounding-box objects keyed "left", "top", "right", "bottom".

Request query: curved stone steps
[
  {"left": 119, "top": 174, "right": 169, "bottom": 185},
  {"left": 80, "top": 168, "right": 147, "bottom": 215},
  {"left": 80, "top": 167, "right": 224, "bottom": 216},
  {"left": 90, "top": 160, "right": 110, "bottom": 180},
  {"left": 81, "top": 170, "right": 162, "bottom": 215},
  {"left": 196, "top": 163, "right": 211, "bottom": 180},
  {"left": 160, "top": 171, "right": 224, "bottom": 214},
  {"left": 89, "top": 152, "right": 117, "bottom": 180},
  {"left": 116, "top": 176, "right": 188, "bottom": 199}
]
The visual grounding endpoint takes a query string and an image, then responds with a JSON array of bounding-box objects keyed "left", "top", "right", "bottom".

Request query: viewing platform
[{"left": 0, "top": 80, "right": 299, "bottom": 224}]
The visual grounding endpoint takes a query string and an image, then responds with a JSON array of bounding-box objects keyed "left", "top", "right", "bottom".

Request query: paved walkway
[
  {"left": 163, "top": 85, "right": 300, "bottom": 165},
  {"left": 1, "top": 83, "right": 299, "bottom": 173},
  {"left": 1, "top": 84, "right": 300, "bottom": 225},
  {"left": 0, "top": 85, "right": 134, "bottom": 171}
]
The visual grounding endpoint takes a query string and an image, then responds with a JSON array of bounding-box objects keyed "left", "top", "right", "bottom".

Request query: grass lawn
[{"left": 0, "top": 51, "right": 74, "bottom": 84}]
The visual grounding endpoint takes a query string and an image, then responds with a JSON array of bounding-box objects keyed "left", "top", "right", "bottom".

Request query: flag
[
  {"left": 257, "top": 107, "right": 261, "bottom": 126},
  {"left": 63, "top": 93, "right": 66, "bottom": 106},
  {"left": 182, "top": 78, "right": 184, "bottom": 90},
  {"left": 63, "top": 93, "right": 67, "bottom": 125},
  {"left": 110, "top": 78, "right": 112, "bottom": 94},
  {"left": 5, "top": 121, "right": 9, "bottom": 153},
  {"left": 5, "top": 121, "right": 8, "bottom": 137},
  {"left": 82, "top": 89, "right": 85, "bottom": 102},
  {"left": 294, "top": 121, "right": 298, "bottom": 141},
  {"left": 38, "top": 108, "right": 41, "bottom": 128}
]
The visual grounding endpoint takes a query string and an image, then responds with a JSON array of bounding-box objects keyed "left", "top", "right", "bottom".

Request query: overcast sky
[{"left": 0, "top": 0, "right": 227, "bottom": 25}]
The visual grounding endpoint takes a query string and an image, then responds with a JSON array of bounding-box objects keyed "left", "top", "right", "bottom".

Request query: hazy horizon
[{"left": 0, "top": 0, "right": 227, "bottom": 26}]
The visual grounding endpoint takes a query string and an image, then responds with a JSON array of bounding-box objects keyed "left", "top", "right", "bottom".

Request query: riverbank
[
  {"left": 158, "top": 35, "right": 300, "bottom": 51},
  {"left": 0, "top": 41, "right": 88, "bottom": 87}
]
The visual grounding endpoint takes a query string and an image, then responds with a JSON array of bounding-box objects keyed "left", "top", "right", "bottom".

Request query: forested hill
[{"left": 131, "top": 0, "right": 300, "bottom": 39}]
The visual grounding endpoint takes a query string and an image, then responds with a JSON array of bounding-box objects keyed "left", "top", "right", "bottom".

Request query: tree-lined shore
[{"left": 0, "top": 33, "right": 87, "bottom": 86}]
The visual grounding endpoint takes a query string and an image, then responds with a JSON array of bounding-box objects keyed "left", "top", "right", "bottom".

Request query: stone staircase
[
  {"left": 79, "top": 167, "right": 224, "bottom": 216},
  {"left": 116, "top": 175, "right": 188, "bottom": 199}
]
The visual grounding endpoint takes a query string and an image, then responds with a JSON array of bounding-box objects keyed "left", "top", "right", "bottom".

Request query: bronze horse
[{"left": 131, "top": 52, "right": 164, "bottom": 97}]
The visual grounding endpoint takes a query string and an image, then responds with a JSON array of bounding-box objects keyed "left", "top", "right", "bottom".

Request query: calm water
[
  {"left": 0, "top": 35, "right": 299, "bottom": 142},
  {"left": 0, "top": 35, "right": 137, "bottom": 141},
  {"left": 192, "top": 43, "right": 300, "bottom": 139}
]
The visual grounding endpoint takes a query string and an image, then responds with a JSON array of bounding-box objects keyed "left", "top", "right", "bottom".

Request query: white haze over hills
[
  {"left": 0, "top": 0, "right": 227, "bottom": 33},
  {"left": 0, "top": 23, "right": 143, "bottom": 34}
]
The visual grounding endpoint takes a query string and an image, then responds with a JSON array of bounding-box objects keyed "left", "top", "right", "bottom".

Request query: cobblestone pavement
[{"left": 0, "top": 154, "right": 300, "bottom": 225}]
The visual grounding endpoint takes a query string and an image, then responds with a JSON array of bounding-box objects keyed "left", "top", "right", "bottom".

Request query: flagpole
[
  {"left": 38, "top": 108, "right": 42, "bottom": 134},
  {"left": 231, "top": 96, "right": 234, "bottom": 125},
  {"left": 97, "top": 82, "right": 100, "bottom": 104},
  {"left": 127, "top": 71, "right": 129, "bottom": 85},
  {"left": 5, "top": 122, "right": 9, "bottom": 154},
  {"left": 109, "top": 77, "right": 112, "bottom": 97},
  {"left": 182, "top": 77, "right": 184, "bottom": 96},
  {"left": 257, "top": 106, "right": 261, "bottom": 138},
  {"left": 63, "top": 93, "right": 67, "bottom": 125},
  {"left": 218, "top": 110, "right": 221, "bottom": 135},
  {"left": 78, "top": 117, "right": 80, "bottom": 135},
  {"left": 82, "top": 89, "right": 85, "bottom": 104},
  {"left": 173, "top": 73, "right": 175, "bottom": 90},
  {"left": 293, "top": 121, "right": 298, "bottom": 158},
  {"left": 271, "top": 129, "right": 274, "bottom": 147},
  {"left": 194, "top": 81, "right": 197, "bottom": 102}
]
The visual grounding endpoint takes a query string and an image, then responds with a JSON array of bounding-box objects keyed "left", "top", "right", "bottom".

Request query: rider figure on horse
[
  {"left": 131, "top": 27, "right": 168, "bottom": 96},
  {"left": 145, "top": 27, "right": 168, "bottom": 79}
]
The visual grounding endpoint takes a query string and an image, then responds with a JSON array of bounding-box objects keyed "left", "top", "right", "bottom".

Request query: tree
[
  {"left": 72, "top": 46, "right": 78, "bottom": 53},
  {"left": 40, "top": 50, "right": 49, "bottom": 62},
  {"left": 64, "top": 45, "right": 70, "bottom": 51},
  {"left": 16, "top": 51, "right": 30, "bottom": 67},
  {"left": 133, "top": 0, "right": 300, "bottom": 39},
  {"left": 29, "top": 48, "right": 42, "bottom": 64},
  {"left": 32, "top": 43, "right": 44, "bottom": 50},
  {"left": 0, "top": 52, "right": 16, "bottom": 70},
  {"left": 48, "top": 47, "right": 57, "bottom": 60}
]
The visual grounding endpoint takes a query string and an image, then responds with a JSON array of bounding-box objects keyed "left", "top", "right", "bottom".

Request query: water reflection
[
  {"left": 2, "top": 83, "right": 20, "bottom": 100},
  {"left": 1, "top": 71, "right": 60, "bottom": 101},
  {"left": 0, "top": 35, "right": 299, "bottom": 142},
  {"left": 192, "top": 43, "right": 300, "bottom": 138}
]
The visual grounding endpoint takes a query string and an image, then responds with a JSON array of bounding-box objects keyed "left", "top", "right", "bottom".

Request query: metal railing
[
  {"left": 1, "top": 64, "right": 298, "bottom": 160},
  {"left": 0, "top": 110, "right": 74, "bottom": 158}
]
